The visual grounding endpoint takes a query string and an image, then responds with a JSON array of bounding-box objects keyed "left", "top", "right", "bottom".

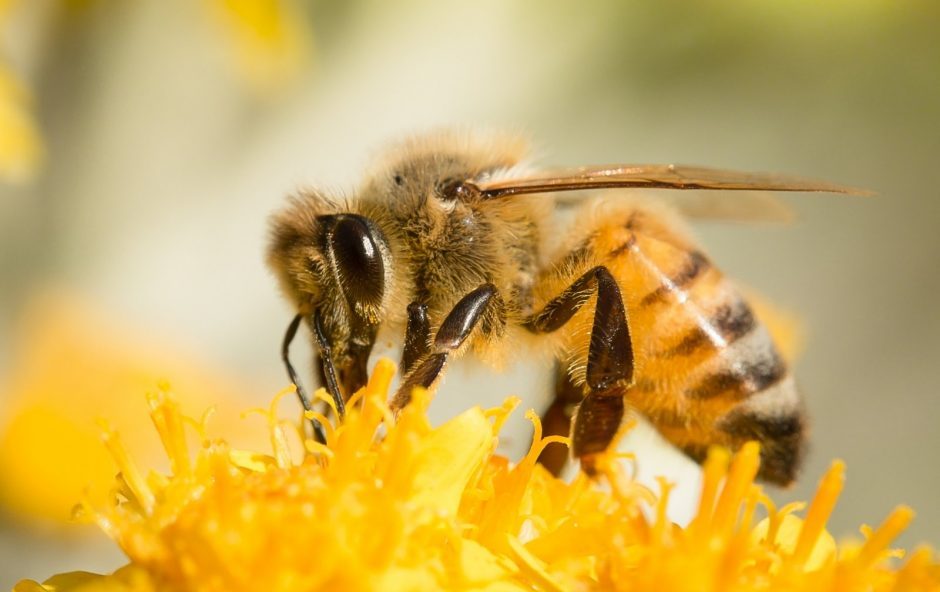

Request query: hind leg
[
  {"left": 537, "top": 365, "right": 585, "bottom": 476},
  {"left": 526, "top": 266, "right": 634, "bottom": 475}
]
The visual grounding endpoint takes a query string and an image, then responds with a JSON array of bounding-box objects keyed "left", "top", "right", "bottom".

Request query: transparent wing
[
  {"left": 471, "top": 164, "right": 870, "bottom": 199},
  {"left": 550, "top": 189, "right": 798, "bottom": 223},
  {"left": 628, "top": 190, "right": 799, "bottom": 224}
]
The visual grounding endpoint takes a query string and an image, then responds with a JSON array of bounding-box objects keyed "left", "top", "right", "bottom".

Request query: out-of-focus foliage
[{"left": 0, "top": 0, "right": 312, "bottom": 185}]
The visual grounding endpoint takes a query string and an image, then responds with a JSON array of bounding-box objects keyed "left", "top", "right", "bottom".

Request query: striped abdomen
[{"left": 550, "top": 205, "right": 805, "bottom": 485}]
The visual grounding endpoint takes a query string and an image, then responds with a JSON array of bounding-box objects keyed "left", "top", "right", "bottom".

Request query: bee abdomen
[
  {"left": 685, "top": 340, "right": 787, "bottom": 400},
  {"left": 686, "top": 317, "right": 805, "bottom": 484},
  {"left": 639, "top": 250, "right": 710, "bottom": 306},
  {"left": 664, "top": 295, "right": 757, "bottom": 357},
  {"left": 578, "top": 213, "right": 806, "bottom": 484},
  {"left": 678, "top": 405, "right": 805, "bottom": 486},
  {"left": 716, "top": 374, "right": 806, "bottom": 485}
]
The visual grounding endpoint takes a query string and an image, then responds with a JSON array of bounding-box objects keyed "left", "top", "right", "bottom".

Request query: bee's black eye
[{"left": 321, "top": 214, "right": 386, "bottom": 310}]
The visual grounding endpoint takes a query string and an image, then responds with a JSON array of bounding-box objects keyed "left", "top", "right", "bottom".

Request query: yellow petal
[
  {"left": 452, "top": 538, "right": 518, "bottom": 586},
  {"left": 408, "top": 406, "right": 494, "bottom": 515},
  {"left": 0, "top": 294, "right": 265, "bottom": 524},
  {"left": 14, "top": 566, "right": 156, "bottom": 592},
  {"left": 9, "top": 358, "right": 940, "bottom": 591},
  {"left": 752, "top": 514, "right": 836, "bottom": 572}
]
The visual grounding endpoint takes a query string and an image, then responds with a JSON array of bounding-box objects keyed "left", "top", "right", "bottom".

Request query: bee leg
[
  {"left": 391, "top": 284, "right": 500, "bottom": 411},
  {"left": 572, "top": 391, "right": 627, "bottom": 476},
  {"left": 312, "top": 310, "right": 347, "bottom": 417},
  {"left": 525, "top": 266, "right": 633, "bottom": 475},
  {"left": 537, "top": 365, "right": 585, "bottom": 476},
  {"left": 281, "top": 313, "right": 328, "bottom": 444},
  {"left": 400, "top": 302, "right": 430, "bottom": 376}
]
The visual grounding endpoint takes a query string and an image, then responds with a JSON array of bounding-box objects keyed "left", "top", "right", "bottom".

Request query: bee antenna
[{"left": 281, "top": 313, "right": 328, "bottom": 443}]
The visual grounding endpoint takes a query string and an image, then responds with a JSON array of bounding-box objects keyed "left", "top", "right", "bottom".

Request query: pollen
[{"left": 14, "top": 359, "right": 940, "bottom": 591}]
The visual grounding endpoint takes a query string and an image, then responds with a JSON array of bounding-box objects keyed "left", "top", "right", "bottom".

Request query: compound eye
[{"left": 325, "top": 214, "right": 386, "bottom": 310}]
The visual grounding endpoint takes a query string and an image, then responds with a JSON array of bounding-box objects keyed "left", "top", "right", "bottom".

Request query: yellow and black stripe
[{"left": 541, "top": 204, "right": 805, "bottom": 485}]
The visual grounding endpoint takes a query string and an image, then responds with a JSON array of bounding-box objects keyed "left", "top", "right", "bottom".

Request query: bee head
[
  {"left": 268, "top": 192, "right": 392, "bottom": 400},
  {"left": 360, "top": 128, "right": 531, "bottom": 214}
]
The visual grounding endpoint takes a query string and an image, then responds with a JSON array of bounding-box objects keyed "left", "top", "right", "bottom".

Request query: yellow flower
[
  {"left": 0, "top": 295, "right": 266, "bottom": 525},
  {"left": 0, "top": 0, "right": 42, "bottom": 184},
  {"left": 0, "top": 62, "right": 43, "bottom": 184},
  {"left": 13, "top": 359, "right": 940, "bottom": 591},
  {"left": 206, "top": 0, "right": 313, "bottom": 94}
]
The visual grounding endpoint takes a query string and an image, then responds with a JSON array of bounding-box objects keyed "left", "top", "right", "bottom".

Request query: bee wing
[
  {"left": 549, "top": 189, "right": 798, "bottom": 222},
  {"left": 610, "top": 190, "right": 798, "bottom": 223},
  {"left": 471, "top": 164, "right": 871, "bottom": 199}
]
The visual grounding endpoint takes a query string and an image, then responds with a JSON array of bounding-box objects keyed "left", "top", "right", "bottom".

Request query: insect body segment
[
  {"left": 268, "top": 130, "right": 852, "bottom": 485},
  {"left": 534, "top": 206, "right": 803, "bottom": 484}
]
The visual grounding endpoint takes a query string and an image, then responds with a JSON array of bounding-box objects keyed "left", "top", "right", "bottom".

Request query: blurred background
[{"left": 1, "top": 0, "right": 938, "bottom": 586}]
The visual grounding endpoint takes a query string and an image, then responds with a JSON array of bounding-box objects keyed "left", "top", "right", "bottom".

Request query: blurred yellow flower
[
  {"left": 12, "top": 358, "right": 940, "bottom": 591},
  {"left": 0, "top": 62, "right": 43, "bottom": 184},
  {"left": 206, "top": 0, "right": 313, "bottom": 94},
  {"left": 0, "top": 294, "right": 266, "bottom": 525}
]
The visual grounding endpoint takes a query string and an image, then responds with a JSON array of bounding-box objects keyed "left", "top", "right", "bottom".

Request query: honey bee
[{"left": 267, "top": 130, "right": 862, "bottom": 485}]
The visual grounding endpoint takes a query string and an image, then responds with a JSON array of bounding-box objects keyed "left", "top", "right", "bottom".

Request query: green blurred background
[{"left": 1, "top": 0, "right": 938, "bottom": 586}]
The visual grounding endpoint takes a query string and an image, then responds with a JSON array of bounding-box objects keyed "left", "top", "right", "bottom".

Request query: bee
[{"left": 267, "top": 130, "right": 862, "bottom": 485}]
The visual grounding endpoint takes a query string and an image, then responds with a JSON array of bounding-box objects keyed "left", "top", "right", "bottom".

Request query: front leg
[
  {"left": 400, "top": 302, "right": 430, "bottom": 376},
  {"left": 391, "top": 284, "right": 501, "bottom": 411},
  {"left": 526, "top": 266, "right": 634, "bottom": 475}
]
